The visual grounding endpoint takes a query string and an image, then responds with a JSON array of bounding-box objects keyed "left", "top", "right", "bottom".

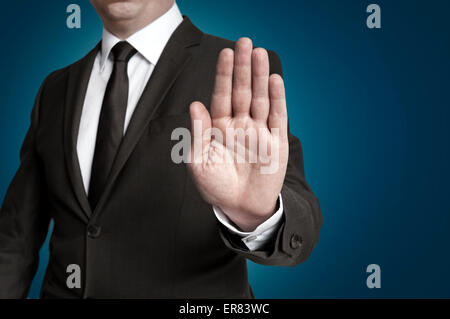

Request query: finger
[
  {"left": 211, "top": 48, "right": 234, "bottom": 119},
  {"left": 232, "top": 37, "right": 253, "bottom": 116},
  {"left": 189, "top": 101, "right": 211, "bottom": 163},
  {"left": 250, "top": 48, "right": 270, "bottom": 121},
  {"left": 268, "top": 74, "right": 288, "bottom": 139}
]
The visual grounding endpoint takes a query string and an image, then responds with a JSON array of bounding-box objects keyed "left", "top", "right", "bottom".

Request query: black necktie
[{"left": 88, "top": 41, "right": 137, "bottom": 210}]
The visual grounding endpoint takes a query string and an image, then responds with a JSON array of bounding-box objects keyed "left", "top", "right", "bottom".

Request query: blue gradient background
[{"left": 0, "top": 1, "right": 449, "bottom": 298}]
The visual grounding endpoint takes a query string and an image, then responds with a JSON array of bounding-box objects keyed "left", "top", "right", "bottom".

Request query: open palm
[{"left": 188, "top": 38, "right": 289, "bottom": 232}]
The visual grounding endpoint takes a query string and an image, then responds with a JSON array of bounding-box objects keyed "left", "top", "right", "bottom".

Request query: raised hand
[{"left": 187, "top": 38, "right": 289, "bottom": 232}]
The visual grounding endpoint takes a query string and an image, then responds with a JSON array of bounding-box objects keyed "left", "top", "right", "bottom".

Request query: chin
[{"left": 105, "top": 1, "right": 142, "bottom": 20}]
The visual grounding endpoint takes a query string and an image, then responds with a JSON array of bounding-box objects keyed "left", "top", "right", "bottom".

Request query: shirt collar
[{"left": 99, "top": 2, "right": 183, "bottom": 72}]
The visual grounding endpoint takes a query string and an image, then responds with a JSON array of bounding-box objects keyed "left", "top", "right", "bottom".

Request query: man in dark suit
[{"left": 0, "top": 0, "right": 322, "bottom": 298}]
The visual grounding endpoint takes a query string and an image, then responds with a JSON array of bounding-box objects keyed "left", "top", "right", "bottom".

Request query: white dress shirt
[{"left": 76, "top": 2, "right": 283, "bottom": 251}]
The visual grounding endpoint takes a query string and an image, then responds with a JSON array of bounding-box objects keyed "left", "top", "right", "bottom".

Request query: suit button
[
  {"left": 87, "top": 224, "right": 101, "bottom": 238},
  {"left": 290, "top": 234, "right": 302, "bottom": 249}
]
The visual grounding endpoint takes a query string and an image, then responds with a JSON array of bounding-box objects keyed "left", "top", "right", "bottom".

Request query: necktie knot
[{"left": 111, "top": 41, "right": 137, "bottom": 62}]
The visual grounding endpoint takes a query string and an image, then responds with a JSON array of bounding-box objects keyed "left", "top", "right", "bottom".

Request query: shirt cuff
[{"left": 213, "top": 194, "right": 284, "bottom": 251}]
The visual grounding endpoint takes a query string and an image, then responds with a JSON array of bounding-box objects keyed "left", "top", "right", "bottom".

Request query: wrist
[{"left": 218, "top": 201, "right": 277, "bottom": 232}]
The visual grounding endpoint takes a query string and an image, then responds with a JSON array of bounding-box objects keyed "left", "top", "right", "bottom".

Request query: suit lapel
[
  {"left": 63, "top": 43, "right": 100, "bottom": 221},
  {"left": 92, "top": 17, "right": 203, "bottom": 217}
]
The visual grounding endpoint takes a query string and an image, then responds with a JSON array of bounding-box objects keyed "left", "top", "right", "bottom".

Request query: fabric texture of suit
[{"left": 0, "top": 17, "right": 322, "bottom": 299}]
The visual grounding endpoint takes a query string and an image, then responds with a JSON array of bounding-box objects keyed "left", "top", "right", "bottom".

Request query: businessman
[{"left": 0, "top": 0, "right": 322, "bottom": 298}]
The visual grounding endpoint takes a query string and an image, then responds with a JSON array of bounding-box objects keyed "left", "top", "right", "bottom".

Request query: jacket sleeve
[
  {"left": 219, "top": 50, "right": 323, "bottom": 266},
  {"left": 0, "top": 78, "right": 52, "bottom": 298}
]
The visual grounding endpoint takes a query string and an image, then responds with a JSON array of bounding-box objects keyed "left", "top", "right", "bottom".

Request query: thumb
[{"left": 189, "top": 101, "right": 211, "bottom": 164}]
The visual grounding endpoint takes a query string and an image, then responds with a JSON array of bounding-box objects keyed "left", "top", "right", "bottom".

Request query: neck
[{"left": 102, "top": 1, "right": 174, "bottom": 40}]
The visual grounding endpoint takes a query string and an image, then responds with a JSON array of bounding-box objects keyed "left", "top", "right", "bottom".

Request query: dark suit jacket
[{"left": 0, "top": 17, "right": 322, "bottom": 299}]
